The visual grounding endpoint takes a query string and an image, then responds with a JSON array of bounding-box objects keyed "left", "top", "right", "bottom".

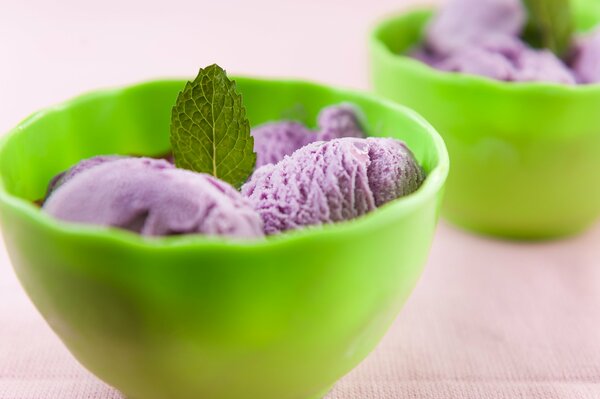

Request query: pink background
[{"left": 1, "top": 1, "right": 599, "bottom": 398}]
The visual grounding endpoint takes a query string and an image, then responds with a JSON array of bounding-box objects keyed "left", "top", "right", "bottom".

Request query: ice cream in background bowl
[
  {"left": 0, "top": 78, "right": 447, "bottom": 399},
  {"left": 370, "top": 0, "right": 600, "bottom": 239}
]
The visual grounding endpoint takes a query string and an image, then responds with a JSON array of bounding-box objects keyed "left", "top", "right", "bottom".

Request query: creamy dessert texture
[
  {"left": 43, "top": 105, "right": 425, "bottom": 238},
  {"left": 251, "top": 105, "right": 364, "bottom": 168},
  {"left": 242, "top": 137, "right": 425, "bottom": 235},
  {"left": 44, "top": 158, "right": 264, "bottom": 238},
  {"left": 411, "top": 0, "right": 600, "bottom": 84}
]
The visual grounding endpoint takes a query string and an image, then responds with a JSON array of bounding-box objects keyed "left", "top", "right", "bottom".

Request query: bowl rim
[
  {"left": 0, "top": 77, "right": 449, "bottom": 250},
  {"left": 370, "top": 7, "right": 600, "bottom": 96}
]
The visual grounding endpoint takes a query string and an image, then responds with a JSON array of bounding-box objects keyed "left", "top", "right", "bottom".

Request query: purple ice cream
[
  {"left": 513, "top": 48, "right": 576, "bottom": 83},
  {"left": 571, "top": 28, "right": 600, "bottom": 84},
  {"left": 242, "top": 137, "right": 425, "bottom": 235},
  {"left": 44, "top": 157, "right": 263, "bottom": 238},
  {"left": 431, "top": 38, "right": 576, "bottom": 84},
  {"left": 251, "top": 122, "right": 316, "bottom": 168},
  {"left": 412, "top": 0, "right": 582, "bottom": 84},
  {"left": 45, "top": 155, "right": 125, "bottom": 199},
  {"left": 426, "top": 0, "right": 525, "bottom": 56},
  {"left": 316, "top": 105, "right": 365, "bottom": 141},
  {"left": 251, "top": 104, "right": 364, "bottom": 168},
  {"left": 432, "top": 39, "right": 520, "bottom": 81}
]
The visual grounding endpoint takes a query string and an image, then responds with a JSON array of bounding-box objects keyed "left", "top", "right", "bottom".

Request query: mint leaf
[
  {"left": 170, "top": 64, "right": 256, "bottom": 188},
  {"left": 522, "top": 0, "right": 574, "bottom": 57}
]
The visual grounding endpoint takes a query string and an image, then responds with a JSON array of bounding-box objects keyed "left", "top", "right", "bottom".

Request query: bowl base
[
  {"left": 126, "top": 385, "right": 332, "bottom": 399},
  {"left": 442, "top": 213, "right": 597, "bottom": 242},
  {"left": 308, "top": 386, "right": 332, "bottom": 399}
]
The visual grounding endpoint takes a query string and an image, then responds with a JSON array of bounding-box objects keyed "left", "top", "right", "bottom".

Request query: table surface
[{"left": 1, "top": 1, "right": 599, "bottom": 398}]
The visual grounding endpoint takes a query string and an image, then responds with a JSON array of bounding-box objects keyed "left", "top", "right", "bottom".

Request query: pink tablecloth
[
  {"left": 1, "top": 0, "right": 599, "bottom": 397},
  {"left": 2, "top": 222, "right": 600, "bottom": 399}
]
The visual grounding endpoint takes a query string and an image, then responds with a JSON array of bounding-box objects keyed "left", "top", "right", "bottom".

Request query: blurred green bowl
[
  {"left": 0, "top": 78, "right": 448, "bottom": 399},
  {"left": 370, "top": 5, "right": 600, "bottom": 240}
]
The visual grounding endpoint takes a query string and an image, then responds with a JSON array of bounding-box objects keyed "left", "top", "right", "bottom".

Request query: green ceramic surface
[
  {"left": 370, "top": 4, "right": 600, "bottom": 240},
  {"left": 0, "top": 79, "right": 448, "bottom": 399}
]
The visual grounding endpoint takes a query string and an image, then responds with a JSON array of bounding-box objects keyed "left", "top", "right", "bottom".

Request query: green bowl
[
  {"left": 0, "top": 78, "right": 448, "bottom": 399},
  {"left": 370, "top": 6, "right": 600, "bottom": 240}
]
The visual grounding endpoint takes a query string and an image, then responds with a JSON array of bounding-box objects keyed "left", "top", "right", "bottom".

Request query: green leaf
[
  {"left": 522, "top": 0, "right": 574, "bottom": 57},
  {"left": 170, "top": 64, "right": 256, "bottom": 188}
]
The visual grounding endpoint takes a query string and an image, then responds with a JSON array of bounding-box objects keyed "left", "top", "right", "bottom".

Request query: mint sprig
[
  {"left": 170, "top": 64, "right": 256, "bottom": 188},
  {"left": 522, "top": 0, "right": 574, "bottom": 57}
]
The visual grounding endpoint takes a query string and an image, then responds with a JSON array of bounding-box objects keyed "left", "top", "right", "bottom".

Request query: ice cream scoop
[
  {"left": 44, "top": 157, "right": 263, "bottom": 238},
  {"left": 242, "top": 137, "right": 425, "bottom": 235},
  {"left": 45, "top": 155, "right": 125, "bottom": 200},
  {"left": 433, "top": 42, "right": 518, "bottom": 81},
  {"left": 316, "top": 105, "right": 364, "bottom": 141},
  {"left": 571, "top": 28, "right": 600, "bottom": 84},
  {"left": 432, "top": 39, "right": 576, "bottom": 84},
  {"left": 366, "top": 137, "right": 425, "bottom": 206},
  {"left": 426, "top": 0, "right": 525, "bottom": 56},
  {"left": 414, "top": 0, "right": 577, "bottom": 84},
  {"left": 251, "top": 104, "right": 364, "bottom": 167},
  {"left": 251, "top": 122, "right": 316, "bottom": 168},
  {"left": 512, "top": 47, "right": 576, "bottom": 84}
]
